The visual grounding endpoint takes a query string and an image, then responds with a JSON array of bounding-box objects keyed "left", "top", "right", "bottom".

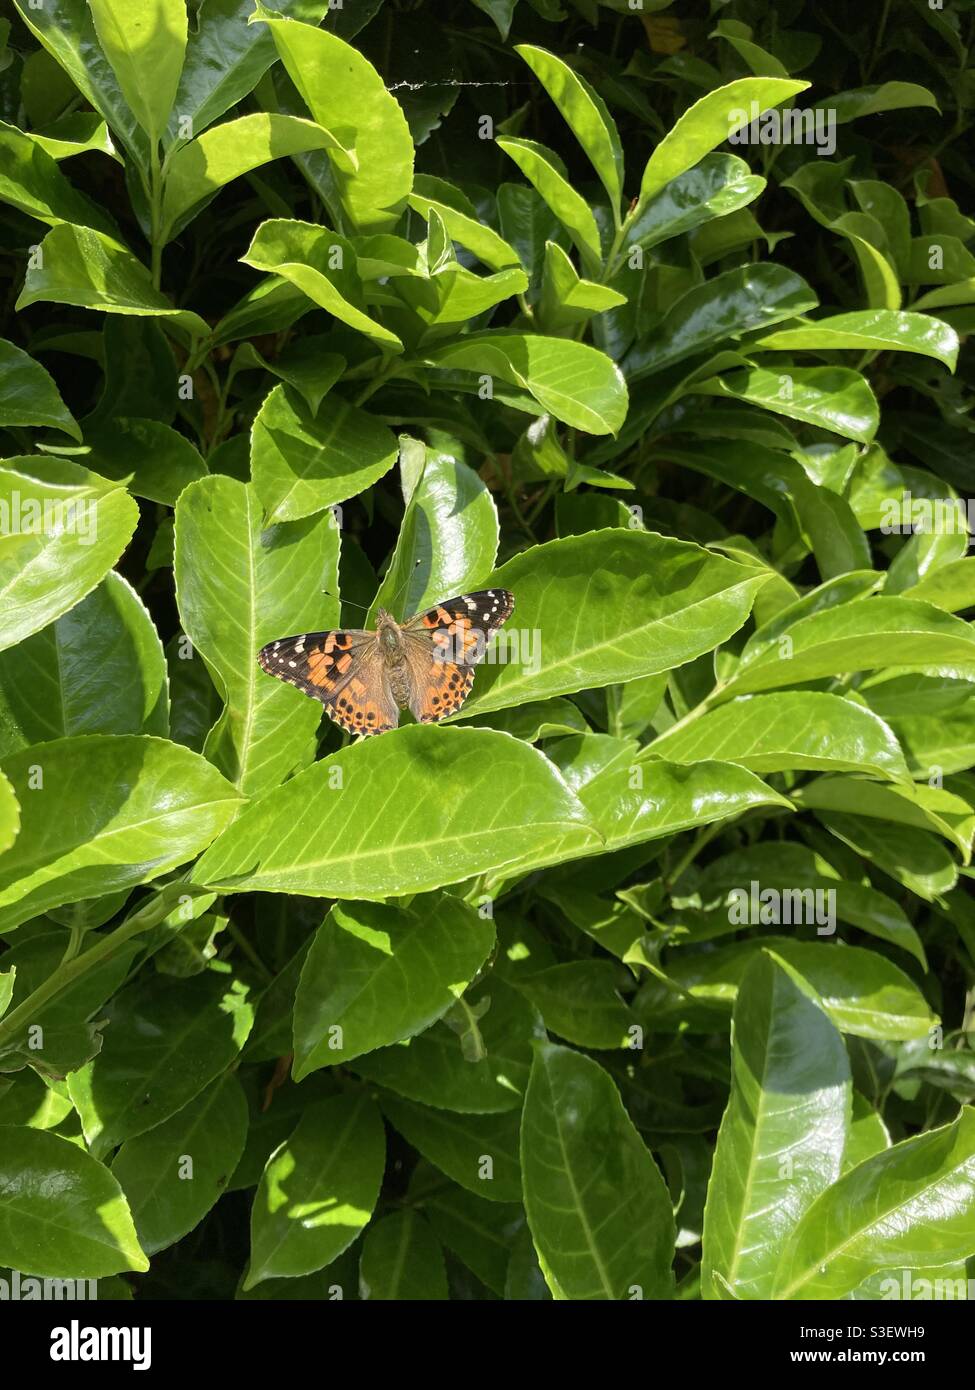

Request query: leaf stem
[{"left": 0, "top": 882, "right": 192, "bottom": 1056}]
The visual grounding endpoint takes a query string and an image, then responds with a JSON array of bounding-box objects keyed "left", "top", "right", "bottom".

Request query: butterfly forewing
[{"left": 257, "top": 630, "right": 398, "bottom": 735}]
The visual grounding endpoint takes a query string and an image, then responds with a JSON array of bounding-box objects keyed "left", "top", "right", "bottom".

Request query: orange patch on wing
[{"left": 306, "top": 648, "right": 333, "bottom": 687}]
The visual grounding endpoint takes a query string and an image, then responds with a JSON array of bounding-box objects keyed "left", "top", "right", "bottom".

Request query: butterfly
[{"left": 258, "top": 589, "right": 515, "bottom": 737}]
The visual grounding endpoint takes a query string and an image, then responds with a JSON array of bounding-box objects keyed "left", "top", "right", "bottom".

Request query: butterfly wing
[
  {"left": 258, "top": 630, "right": 398, "bottom": 737},
  {"left": 400, "top": 589, "right": 514, "bottom": 723}
]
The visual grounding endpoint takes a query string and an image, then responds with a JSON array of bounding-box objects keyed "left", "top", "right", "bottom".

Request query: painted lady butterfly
[{"left": 258, "top": 589, "right": 515, "bottom": 736}]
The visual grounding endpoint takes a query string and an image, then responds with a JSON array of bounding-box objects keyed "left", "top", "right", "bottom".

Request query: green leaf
[
  {"left": 496, "top": 137, "right": 603, "bottom": 274},
  {"left": 0, "top": 572, "right": 169, "bottom": 756},
  {"left": 701, "top": 954, "right": 851, "bottom": 1299},
  {"left": 0, "top": 772, "right": 18, "bottom": 858},
  {"left": 638, "top": 77, "right": 808, "bottom": 207},
  {"left": 255, "top": 7, "right": 413, "bottom": 233},
  {"left": 84, "top": 416, "right": 207, "bottom": 506},
  {"left": 823, "top": 82, "right": 940, "bottom": 124},
  {"left": 353, "top": 978, "right": 543, "bottom": 1114},
  {"left": 192, "top": 726, "right": 600, "bottom": 899},
  {"left": 245, "top": 1091, "right": 385, "bottom": 1288},
  {"left": 161, "top": 113, "right": 353, "bottom": 242},
  {"left": 166, "top": 0, "right": 331, "bottom": 147},
  {"left": 624, "top": 264, "right": 818, "bottom": 380},
  {"left": 422, "top": 1181, "right": 523, "bottom": 1297},
  {"left": 174, "top": 475, "right": 339, "bottom": 795},
  {"left": 461, "top": 530, "right": 767, "bottom": 717},
  {"left": 649, "top": 692, "right": 910, "bottom": 782},
  {"left": 665, "top": 938, "right": 937, "bottom": 1041},
  {"left": 0, "top": 1126, "right": 147, "bottom": 1278},
  {"left": 12, "top": 0, "right": 146, "bottom": 162},
  {"left": 0, "top": 735, "right": 240, "bottom": 932},
  {"left": 796, "top": 776, "right": 974, "bottom": 864},
  {"left": 88, "top": 0, "right": 187, "bottom": 144},
  {"left": 0, "top": 124, "right": 117, "bottom": 236},
  {"left": 0, "top": 458, "right": 139, "bottom": 653},
  {"left": 67, "top": 967, "right": 253, "bottom": 1158},
  {"left": 516, "top": 45, "right": 624, "bottom": 217},
  {"left": 368, "top": 438, "right": 500, "bottom": 622},
  {"left": 111, "top": 1073, "right": 248, "bottom": 1255},
  {"left": 426, "top": 331, "right": 626, "bottom": 435},
  {"left": 250, "top": 383, "right": 397, "bottom": 524},
  {"left": 0, "top": 337, "right": 81, "bottom": 439},
  {"left": 292, "top": 895, "right": 496, "bottom": 1079},
  {"left": 725, "top": 597, "right": 975, "bottom": 698},
  {"left": 516, "top": 962, "right": 636, "bottom": 1049},
  {"left": 626, "top": 153, "right": 764, "bottom": 253},
  {"left": 522, "top": 1042, "right": 675, "bottom": 1299},
  {"left": 571, "top": 750, "right": 790, "bottom": 854},
  {"left": 697, "top": 366, "right": 878, "bottom": 443},
  {"left": 380, "top": 1093, "right": 522, "bottom": 1202},
  {"left": 754, "top": 309, "right": 959, "bottom": 371},
  {"left": 16, "top": 225, "right": 210, "bottom": 338},
  {"left": 773, "top": 1106, "right": 975, "bottom": 1299},
  {"left": 359, "top": 1210, "right": 448, "bottom": 1299},
  {"left": 409, "top": 175, "right": 522, "bottom": 271},
  {"left": 241, "top": 219, "right": 403, "bottom": 351}
]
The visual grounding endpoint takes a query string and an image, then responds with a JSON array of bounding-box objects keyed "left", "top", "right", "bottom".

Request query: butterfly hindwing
[{"left": 257, "top": 630, "right": 398, "bottom": 736}]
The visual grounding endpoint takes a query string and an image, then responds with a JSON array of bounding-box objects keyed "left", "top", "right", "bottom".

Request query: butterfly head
[{"left": 376, "top": 608, "right": 402, "bottom": 655}]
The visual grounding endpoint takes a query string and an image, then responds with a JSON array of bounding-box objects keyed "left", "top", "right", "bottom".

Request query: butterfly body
[{"left": 258, "top": 589, "right": 514, "bottom": 738}]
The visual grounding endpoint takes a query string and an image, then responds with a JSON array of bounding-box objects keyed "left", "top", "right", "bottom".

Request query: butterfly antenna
[
  {"left": 321, "top": 560, "right": 423, "bottom": 617},
  {"left": 386, "top": 558, "right": 423, "bottom": 613}
]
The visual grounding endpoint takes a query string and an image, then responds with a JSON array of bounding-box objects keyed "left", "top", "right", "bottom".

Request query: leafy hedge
[{"left": 1, "top": 0, "right": 974, "bottom": 1302}]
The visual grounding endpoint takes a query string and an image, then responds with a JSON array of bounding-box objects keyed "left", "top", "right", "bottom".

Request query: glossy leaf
[
  {"left": 0, "top": 735, "right": 240, "bottom": 932},
  {"left": 250, "top": 383, "right": 397, "bottom": 524},
  {"left": 460, "top": 530, "right": 766, "bottom": 718},
  {"left": 0, "top": 459, "right": 138, "bottom": 654},
  {"left": 755, "top": 309, "right": 959, "bottom": 370},
  {"left": 380, "top": 1093, "right": 522, "bottom": 1203},
  {"left": 88, "top": 0, "right": 187, "bottom": 144},
  {"left": 773, "top": 1107, "right": 975, "bottom": 1299},
  {"left": 359, "top": 1210, "right": 448, "bottom": 1299},
  {"left": 194, "top": 726, "right": 599, "bottom": 899},
  {"left": 368, "top": 437, "right": 500, "bottom": 622},
  {"left": 701, "top": 954, "right": 851, "bottom": 1299},
  {"left": 426, "top": 332, "right": 626, "bottom": 435},
  {"left": 353, "top": 978, "right": 544, "bottom": 1115},
  {"left": 245, "top": 1091, "right": 385, "bottom": 1288},
  {"left": 161, "top": 113, "right": 353, "bottom": 241},
  {"left": 66, "top": 967, "right": 253, "bottom": 1157},
  {"left": 698, "top": 366, "right": 878, "bottom": 443},
  {"left": 637, "top": 77, "right": 808, "bottom": 207},
  {"left": 292, "top": 895, "right": 496, "bottom": 1078},
  {"left": 522, "top": 1043, "right": 675, "bottom": 1299},
  {"left": 728, "top": 597, "right": 975, "bottom": 698},
  {"left": 241, "top": 219, "right": 402, "bottom": 351},
  {"left": 174, "top": 475, "right": 339, "bottom": 795},
  {"left": 0, "top": 572, "right": 168, "bottom": 756},
  {"left": 255, "top": 6, "right": 413, "bottom": 233},
  {"left": 17, "top": 225, "right": 209, "bottom": 338},
  {"left": 650, "top": 692, "right": 910, "bottom": 782},
  {"left": 0, "top": 1126, "right": 147, "bottom": 1278},
  {"left": 516, "top": 45, "right": 623, "bottom": 215},
  {"left": 111, "top": 1073, "right": 248, "bottom": 1254}
]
